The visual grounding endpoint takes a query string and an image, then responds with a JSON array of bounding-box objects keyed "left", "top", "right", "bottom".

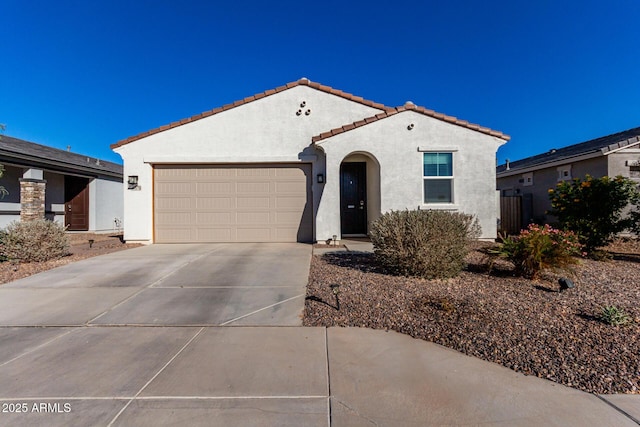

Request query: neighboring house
[
  {"left": 496, "top": 126, "right": 640, "bottom": 233},
  {"left": 111, "top": 78, "right": 509, "bottom": 244},
  {"left": 0, "top": 135, "right": 124, "bottom": 231}
]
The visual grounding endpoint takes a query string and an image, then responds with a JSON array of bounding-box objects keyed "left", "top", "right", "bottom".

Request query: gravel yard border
[
  {"left": 0, "top": 233, "right": 141, "bottom": 285},
  {"left": 303, "top": 241, "right": 640, "bottom": 394}
]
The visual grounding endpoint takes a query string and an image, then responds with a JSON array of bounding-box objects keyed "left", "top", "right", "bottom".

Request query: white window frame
[
  {"left": 557, "top": 165, "right": 572, "bottom": 181},
  {"left": 422, "top": 152, "right": 454, "bottom": 204}
]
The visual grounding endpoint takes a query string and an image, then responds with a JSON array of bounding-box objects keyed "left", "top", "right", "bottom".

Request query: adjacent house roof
[
  {"left": 312, "top": 101, "right": 510, "bottom": 143},
  {"left": 111, "top": 78, "right": 510, "bottom": 149},
  {"left": 496, "top": 126, "right": 640, "bottom": 174},
  {"left": 0, "top": 135, "right": 123, "bottom": 178}
]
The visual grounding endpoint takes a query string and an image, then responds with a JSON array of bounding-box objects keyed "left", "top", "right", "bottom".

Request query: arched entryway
[{"left": 340, "top": 152, "right": 381, "bottom": 236}]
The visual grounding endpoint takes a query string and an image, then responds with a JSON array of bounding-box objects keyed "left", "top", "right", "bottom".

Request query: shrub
[
  {"left": 498, "top": 224, "right": 583, "bottom": 279},
  {"left": 548, "top": 175, "right": 640, "bottom": 253},
  {"left": 369, "top": 210, "right": 481, "bottom": 279},
  {"left": 600, "top": 305, "right": 631, "bottom": 326},
  {"left": 0, "top": 219, "right": 69, "bottom": 262}
]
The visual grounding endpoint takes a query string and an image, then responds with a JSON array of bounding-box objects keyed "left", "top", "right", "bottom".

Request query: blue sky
[{"left": 2, "top": 1, "right": 639, "bottom": 166}]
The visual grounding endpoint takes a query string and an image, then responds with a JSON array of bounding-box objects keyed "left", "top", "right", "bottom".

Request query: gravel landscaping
[
  {"left": 303, "top": 240, "right": 640, "bottom": 394},
  {"left": 0, "top": 233, "right": 141, "bottom": 285}
]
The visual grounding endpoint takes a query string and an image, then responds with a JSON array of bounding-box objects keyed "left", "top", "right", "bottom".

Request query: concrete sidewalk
[{"left": 0, "top": 326, "right": 636, "bottom": 426}]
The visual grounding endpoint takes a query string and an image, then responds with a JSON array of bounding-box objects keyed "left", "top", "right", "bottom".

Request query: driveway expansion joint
[{"left": 595, "top": 394, "right": 640, "bottom": 425}]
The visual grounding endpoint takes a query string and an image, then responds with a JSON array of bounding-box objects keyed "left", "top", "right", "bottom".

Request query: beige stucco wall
[
  {"left": 315, "top": 111, "right": 506, "bottom": 240},
  {"left": 608, "top": 148, "right": 640, "bottom": 180},
  {"left": 114, "top": 85, "right": 384, "bottom": 243}
]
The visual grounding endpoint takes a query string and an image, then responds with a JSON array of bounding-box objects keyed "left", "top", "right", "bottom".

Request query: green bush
[
  {"left": 370, "top": 210, "right": 481, "bottom": 279},
  {"left": 498, "top": 224, "right": 583, "bottom": 279},
  {"left": 0, "top": 219, "right": 69, "bottom": 262},
  {"left": 548, "top": 175, "right": 640, "bottom": 253}
]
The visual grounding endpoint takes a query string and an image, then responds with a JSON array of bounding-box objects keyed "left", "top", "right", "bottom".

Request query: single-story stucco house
[
  {"left": 111, "top": 78, "right": 510, "bottom": 244},
  {"left": 0, "top": 135, "right": 124, "bottom": 231},
  {"left": 496, "top": 126, "right": 640, "bottom": 233}
]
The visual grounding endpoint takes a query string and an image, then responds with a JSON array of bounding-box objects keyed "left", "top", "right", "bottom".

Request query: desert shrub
[
  {"left": 370, "top": 210, "right": 481, "bottom": 279},
  {"left": 498, "top": 224, "right": 583, "bottom": 279},
  {"left": 0, "top": 219, "right": 69, "bottom": 262},
  {"left": 600, "top": 305, "right": 631, "bottom": 326},
  {"left": 548, "top": 175, "right": 640, "bottom": 253}
]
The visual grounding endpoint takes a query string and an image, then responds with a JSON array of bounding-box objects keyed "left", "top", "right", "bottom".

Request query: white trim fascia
[
  {"left": 417, "top": 147, "right": 459, "bottom": 152},
  {"left": 419, "top": 204, "right": 460, "bottom": 211},
  {"left": 602, "top": 140, "right": 640, "bottom": 155},
  {"left": 143, "top": 156, "right": 312, "bottom": 164},
  {"left": 497, "top": 151, "right": 602, "bottom": 178},
  {"left": 0, "top": 160, "right": 104, "bottom": 179},
  {"left": 0, "top": 202, "right": 21, "bottom": 210}
]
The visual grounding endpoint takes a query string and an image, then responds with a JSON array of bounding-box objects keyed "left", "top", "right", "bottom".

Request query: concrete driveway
[
  {"left": 0, "top": 243, "right": 311, "bottom": 326},
  {"left": 0, "top": 244, "right": 638, "bottom": 426}
]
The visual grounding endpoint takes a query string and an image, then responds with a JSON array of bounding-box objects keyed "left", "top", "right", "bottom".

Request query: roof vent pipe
[{"left": 506, "top": 159, "right": 510, "bottom": 170}]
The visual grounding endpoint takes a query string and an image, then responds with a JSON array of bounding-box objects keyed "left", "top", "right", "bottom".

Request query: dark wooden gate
[{"left": 500, "top": 196, "right": 522, "bottom": 236}]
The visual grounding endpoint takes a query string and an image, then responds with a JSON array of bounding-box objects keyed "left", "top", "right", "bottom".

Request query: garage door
[{"left": 153, "top": 164, "right": 313, "bottom": 243}]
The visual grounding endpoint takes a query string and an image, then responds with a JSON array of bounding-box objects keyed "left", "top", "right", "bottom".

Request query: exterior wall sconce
[
  {"left": 127, "top": 175, "right": 139, "bottom": 190},
  {"left": 317, "top": 173, "right": 324, "bottom": 184}
]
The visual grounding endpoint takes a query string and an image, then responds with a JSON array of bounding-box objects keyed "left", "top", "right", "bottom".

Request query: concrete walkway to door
[{"left": 0, "top": 244, "right": 638, "bottom": 426}]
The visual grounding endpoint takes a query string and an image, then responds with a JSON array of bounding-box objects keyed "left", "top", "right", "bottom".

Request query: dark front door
[
  {"left": 340, "top": 162, "right": 367, "bottom": 235},
  {"left": 65, "top": 177, "right": 90, "bottom": 231}
]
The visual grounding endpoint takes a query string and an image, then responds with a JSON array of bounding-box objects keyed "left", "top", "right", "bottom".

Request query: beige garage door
[{"left": 154, "top": 164, "right": 313, "bottom": 243}]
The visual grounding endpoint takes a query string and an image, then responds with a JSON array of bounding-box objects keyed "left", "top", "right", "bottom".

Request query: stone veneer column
[{"left": 19, "top": 178, "right": 47, "bottom": 221}]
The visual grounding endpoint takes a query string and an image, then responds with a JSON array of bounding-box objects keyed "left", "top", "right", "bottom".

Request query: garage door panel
[
  {"left": 196, "top": 182, "right": 233, "bottom": 194},
  {"left": 237, "top": 211, "right": 271, "bottom": 224},
  {"left": 237, "top": 197, "right": 270, "bottom": 209},
  {"left": 156, "top": 168, "right": 195, "bottom": 179},
  {"left": 274, "top": 181, "right": 306, "bottom": 193},
  {"left": 275, "top": 196, "right": 307, "bottom": 209},
  {"left": 196, "top": 212, "right": 232, "bottom": 225},
  {"left": 236, "top": 228, "right": 271, "bottom": 241},
  {"left": 156, "top": 228, "right": 194, "bottom": 242},
  {"left": 156, "top": 197, "right": 193, "bottom": 210},
  {"left": 156, "top": 182, "right": 193, "bottom": 194},
  {"left": 274, "top": 211, "right": 305, "bottom": 224},
  {"left": 195, "top": 228, "right": 233, "bottom": 242},
  {"left": 157, "top": 212, "right": 193, "bottom": 225},
  {"left": 237, "top": 182, "right": 270, "bottom": 193},
  {"left": 154, "top": 164, "right": 312, "bottom": 243},
  {"left": 196, "top": 168, "right": 235, "bottom": 178},
  {"left": 196, "top": 197, "right": 234, "bottom": 210},
  {"left": 237, "top": 169, "right": 270, "bottom": 177}
]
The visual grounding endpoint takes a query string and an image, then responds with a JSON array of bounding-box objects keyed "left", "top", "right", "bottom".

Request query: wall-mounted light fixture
[
  {"left": 127, "top": 175, "right": 139, "bottom": 190},
  {"left": 317, "top": 173, "right": 324, "bottom": 184}
]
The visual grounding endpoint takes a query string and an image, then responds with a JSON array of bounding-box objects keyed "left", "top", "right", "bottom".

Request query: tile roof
[
  {"left": 311, "top": 101, "right": 510, "bottom": 143},
  {"left": 110, "top": 78, "right": 391, "bottom": 149},
  {"left": 111, "top": 79, "right": 509, "bottom": 148},
  {"left": 496, "top": 126, "right": 640, "bottom": 174},
  {"left": 0, "top": 135, "right": 123, "bottom": 177}
]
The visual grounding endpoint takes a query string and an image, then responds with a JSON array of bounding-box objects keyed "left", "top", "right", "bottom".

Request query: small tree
[{"left": 548, "top": 175, "right": 639, "bottom": 252}]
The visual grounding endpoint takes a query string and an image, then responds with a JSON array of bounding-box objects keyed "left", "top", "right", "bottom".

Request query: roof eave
[
  {"left": 497, "top": 151, "right": 603, "bottom": 178},
  {"left": 0, "top": 150, "right": 123, "bottom": 179},
  {"left": 313, "top": 106, "right": 510, "bottom": 143},
  {"left": 111, "top": 78, "right": 391, "bottom": 150}
]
